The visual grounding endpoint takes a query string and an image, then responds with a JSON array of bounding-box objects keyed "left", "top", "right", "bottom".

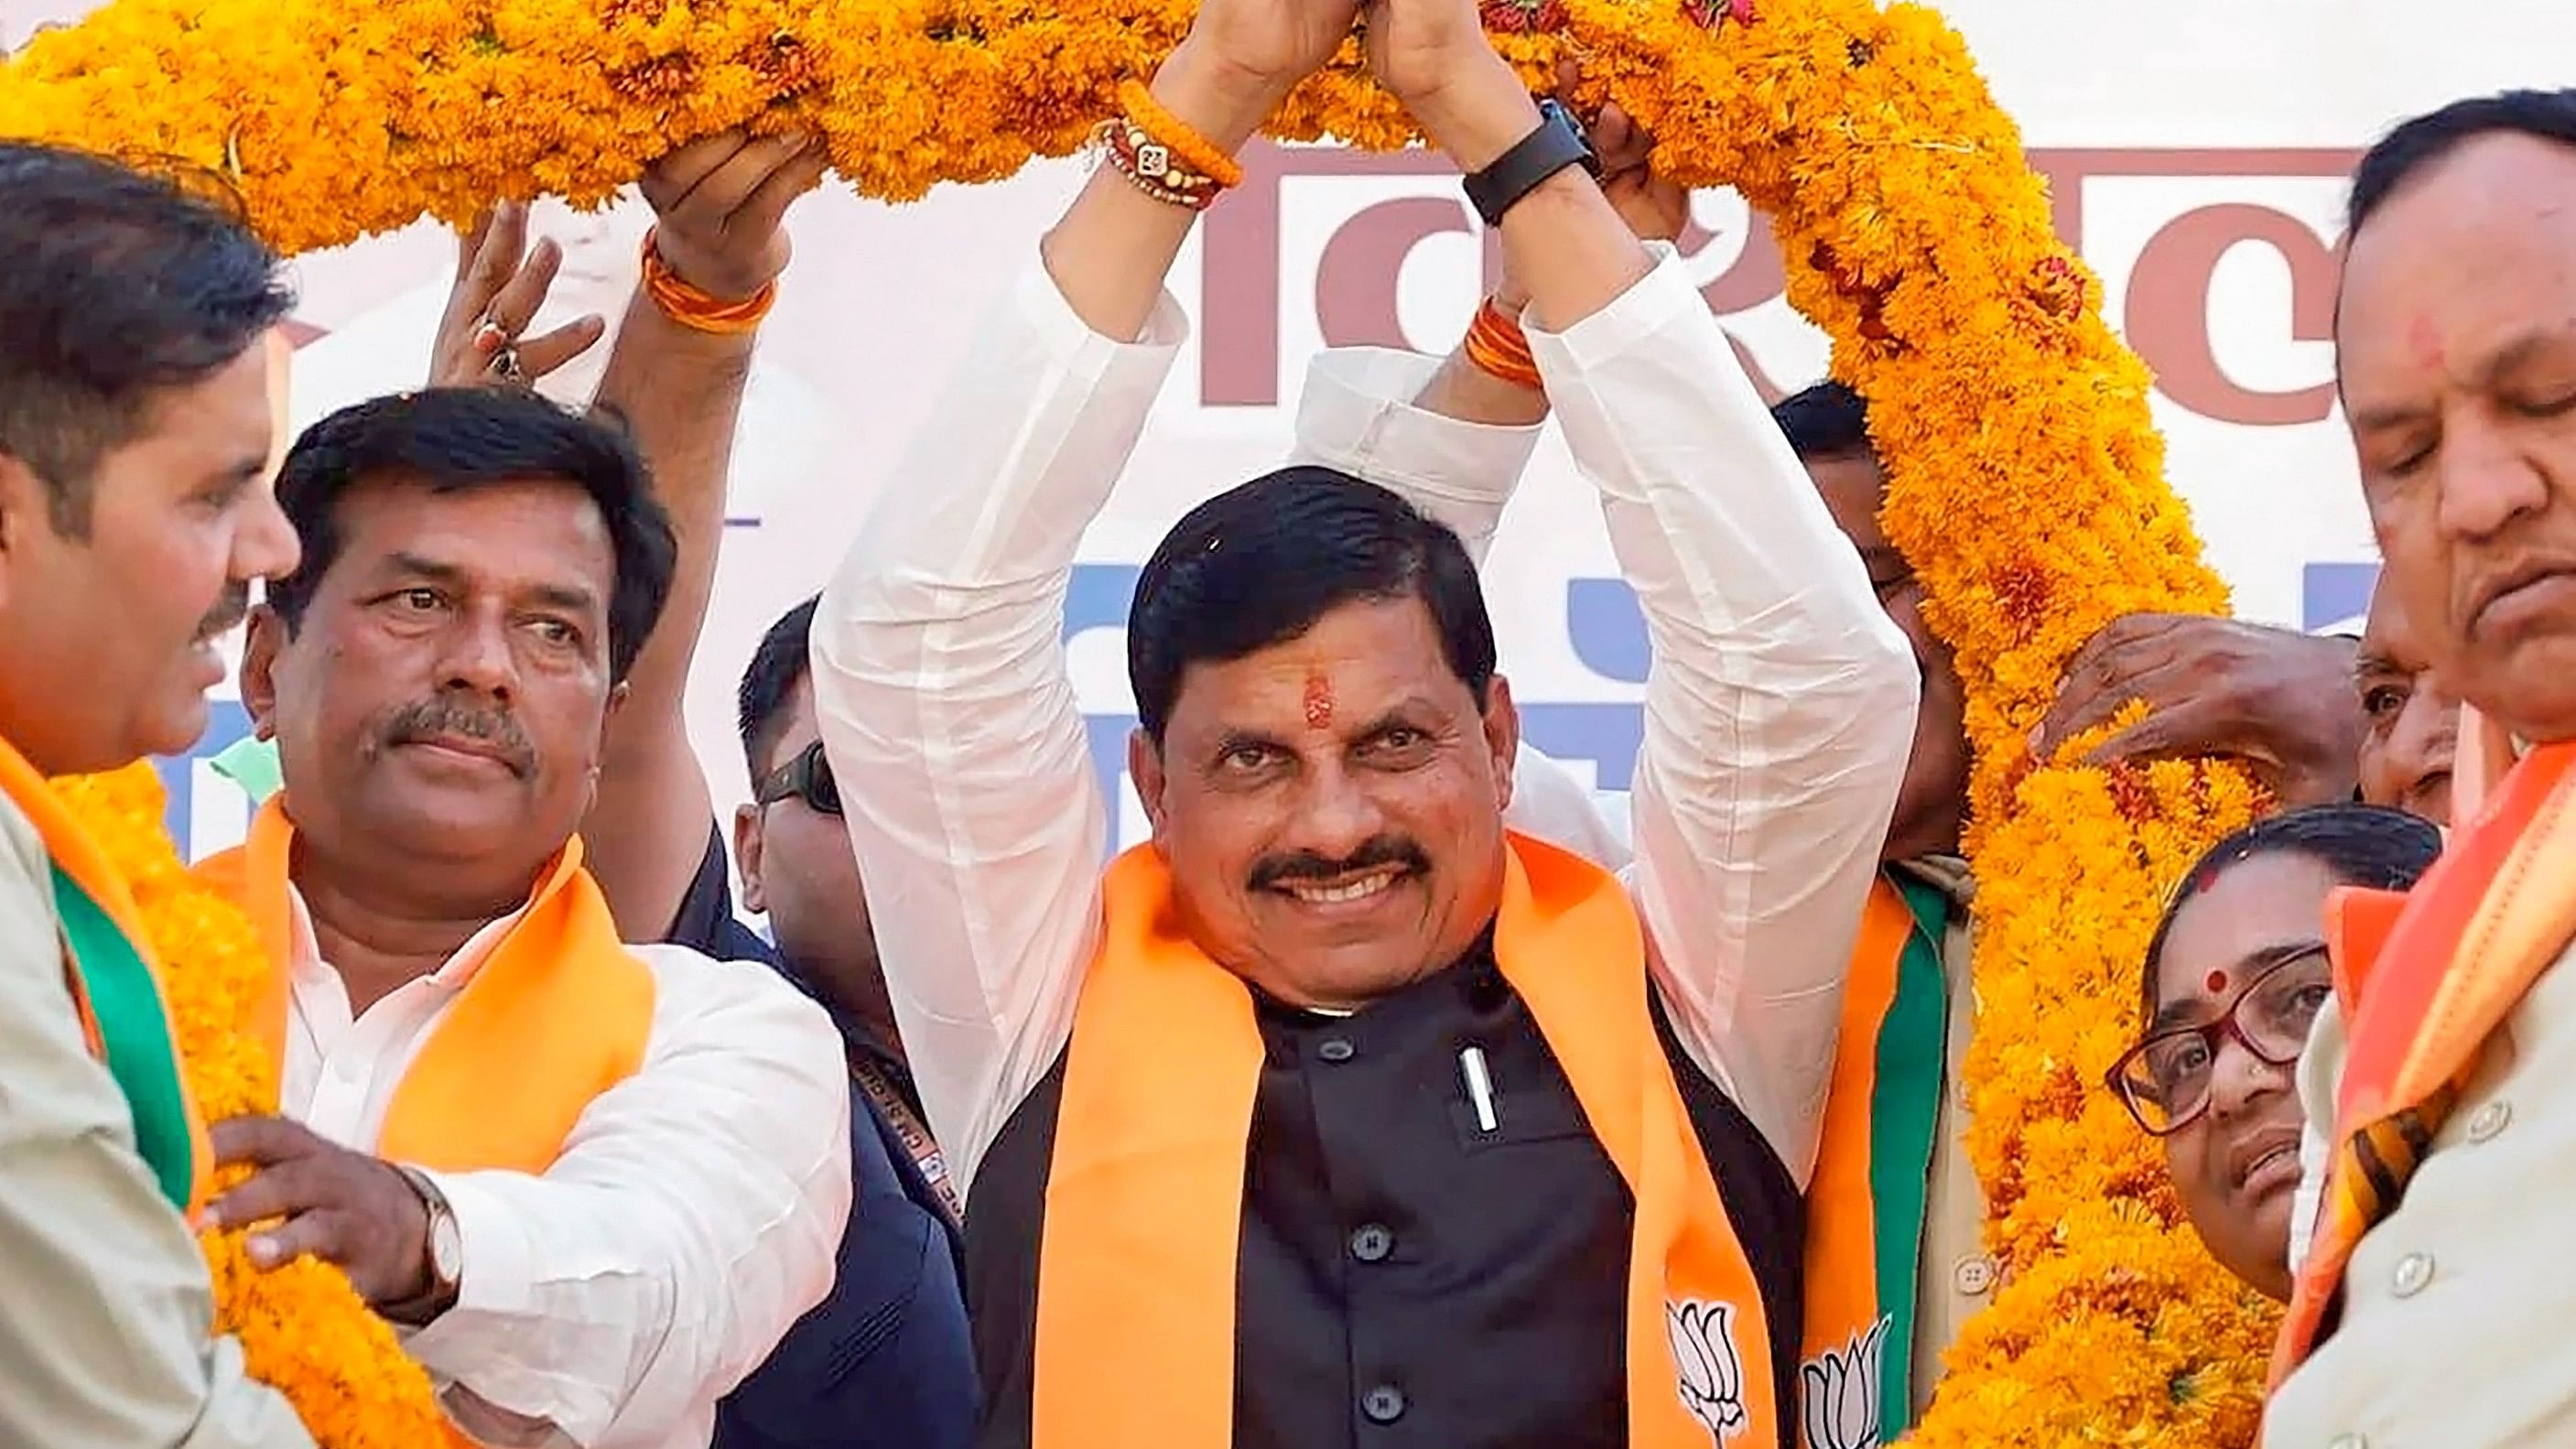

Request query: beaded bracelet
[
  {"left": 1098, "top": 116, "right": 1225, "bottom": 212},
  {"left": 640, "top": 228, "right": 777, "bottom": 335}
]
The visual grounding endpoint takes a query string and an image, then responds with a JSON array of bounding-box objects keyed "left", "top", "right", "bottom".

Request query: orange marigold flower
[{"left": 14, "top": 0, "right": 2275, "bottom": 1438}]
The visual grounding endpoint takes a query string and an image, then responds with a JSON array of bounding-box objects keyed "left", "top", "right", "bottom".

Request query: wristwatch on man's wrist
[
  {"left": 1462, "top": 99, "right": 1603, "bottom": 227},
  {"left": 381, "top": 1163, "right": 463, "bottom": 1326}
]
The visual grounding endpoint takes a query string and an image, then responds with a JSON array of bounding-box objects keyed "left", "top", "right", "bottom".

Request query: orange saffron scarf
[
  {"left": 1032, "top": 831, "right": 1778, "bottom": 1448},
  {"left": 193, "top": 795, "right": 655, "bottom": 1172},
  {"left": 1799, "top": 876, "right": 1937, "bottom": 1445},
  {"left": 2273, "top": 739, "right": 2576, "bottom": 1379},
  {"left": 0, "top": 737, "right": 215, "bottom": 1211}
]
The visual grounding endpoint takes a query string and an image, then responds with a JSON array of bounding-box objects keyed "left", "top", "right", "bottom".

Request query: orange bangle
[
  {"left": 1116, "top": 77, "right": 1245, "bottom": 190},
  {"left": 640, "top": 228, "right": 777, "bottom": 335},
  {"left": 1099, "top": 117, "right": 1224, "bottom": 212},
  {"left": 1464, "top": 297, "right": 1543, "bottom": 390}
]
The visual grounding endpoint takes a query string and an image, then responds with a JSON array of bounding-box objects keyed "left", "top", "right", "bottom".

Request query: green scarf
[
  {"left": 1866, "top": 877, "right": 1951, "bottom": 1423},
  {"left": 54, "top": 862, "right": 198, "bottom": 1211}
]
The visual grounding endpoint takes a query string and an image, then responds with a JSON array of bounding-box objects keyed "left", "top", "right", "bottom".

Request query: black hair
[
  {"left": 2349, "top": 89, "right": 2576, "bottom": 236},
  {"left": 0, "top": 142, "right": 292, "bottom": 535},
  {"left": 738, "top": 594, "right": 821, "bottom": 775},
  {"left": 265, "top": 387, "right": 676, "bottom": 683},
  {"left": 1127, "top": 466, "right": 1495, "bottom": 744},
  {"left": 2139, "top": 802, "right": 2444, "bottom": 1011},
  {"left": 1772, "top": 380, "right": 1874, "bottom": 462}
]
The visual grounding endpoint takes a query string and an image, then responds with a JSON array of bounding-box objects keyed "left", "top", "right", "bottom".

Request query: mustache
[
  {"left": 384, "top": 696, "right": 533, "bottom": 770},
  {"left": 1247, "top": 836, "right": 1431, "bottom": 892},
  {"left": 195, "top": 582, "right": 250, "bottom": 641}
]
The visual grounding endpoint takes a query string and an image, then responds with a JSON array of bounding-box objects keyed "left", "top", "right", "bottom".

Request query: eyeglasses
[
  {"left": 2105, "top": 946, "right": 2332, "bottom": 1136},
  {"left": 754, "top": 740, "right": 841, "bottom": 817}
]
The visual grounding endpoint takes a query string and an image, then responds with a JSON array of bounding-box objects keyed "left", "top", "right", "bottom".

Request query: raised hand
[
  {"left": 1153, "top": 0, "right": 1362, "bottom": 157},
  {"left": 1593, "top": 103, "right": 1687, "bottom": 246},
  {"left": 637, "top": 130, "right": 827, "bottom": 304},
  {"left": 1182, "top": 0, "right": 1361, "bottom": 108},
  {"left": 428, "top": 201, "right": 606, "bottom": 388},
  {"left": 1359, "top": 0, "right": 1501, "bottom": 120},
  {"left": 1043, "top": 0, "right": 1359, "bottom": 341},
  {"left": 1361, "top": 0, "right": 1644, "bottom": 328}
]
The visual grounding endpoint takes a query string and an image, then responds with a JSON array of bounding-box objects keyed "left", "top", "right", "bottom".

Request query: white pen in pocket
[{"left": 1458, "top": 1044, "right": 1499, "bottom": 1132}]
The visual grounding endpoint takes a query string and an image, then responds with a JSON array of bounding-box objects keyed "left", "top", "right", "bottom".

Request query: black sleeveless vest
[{"left": 962, "top": 936, "right": 1802, "bottom": 1449}]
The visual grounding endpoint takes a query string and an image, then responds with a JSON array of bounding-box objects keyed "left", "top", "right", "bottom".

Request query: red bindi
[
  {"left": 1302, "top": 673, "right": 1334, "bottom": 731},
  {"left": 2204, "top": 968, "right": 2231, "bottom": 995}
]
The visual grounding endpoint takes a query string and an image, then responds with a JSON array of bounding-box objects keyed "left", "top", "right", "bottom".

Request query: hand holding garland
[
  {"left": 1042, "top": 0, "right": 1358, "bottom": 343},
  {"left": 206, "top": 1115, "right": 447, "bottom": 1316},
  {"left": 580, "top": 130, "right": 820, "bottom": 940}
]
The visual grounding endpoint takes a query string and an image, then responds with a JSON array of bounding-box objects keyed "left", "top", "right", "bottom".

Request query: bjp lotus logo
[
  {"left": 1665, "top": 1299, "right": 1750, "bottom": 1442},
  {"left": 1799, "top": 1316, "right": 1890, "bottom": 1449}
]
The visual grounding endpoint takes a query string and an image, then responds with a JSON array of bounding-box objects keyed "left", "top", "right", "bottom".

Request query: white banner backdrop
[{"left": 9, "top": 0, "right": 2572, "bottom": 869}]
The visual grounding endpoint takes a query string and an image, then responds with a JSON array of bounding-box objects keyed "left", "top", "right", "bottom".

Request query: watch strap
[
  {"left": 1461, "top": 99, "right": 1601, "bottom": 228},
  {"left": 382, "top": 1163, "right": 461, "bottom": 1325}
]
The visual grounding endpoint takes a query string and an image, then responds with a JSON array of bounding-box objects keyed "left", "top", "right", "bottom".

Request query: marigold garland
[
  {"left": 49, "top": 765, "right": 452, "bottom": 1447},
  {"left": 10, "top": 1, "right": 2280, "bottom": 1442}
]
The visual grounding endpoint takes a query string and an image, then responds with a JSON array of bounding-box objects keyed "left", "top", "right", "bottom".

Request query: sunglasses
[{"left": 754, "top": 740, "right": 841, "bottom": 817}]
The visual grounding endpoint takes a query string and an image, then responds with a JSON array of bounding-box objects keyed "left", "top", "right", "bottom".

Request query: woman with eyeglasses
[{"left": 2106, "top": 803, "right": 2443, "bottom": 1299}]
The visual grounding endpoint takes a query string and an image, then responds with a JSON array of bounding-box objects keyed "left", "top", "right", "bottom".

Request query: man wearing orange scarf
[
  {"left": 813, "top": 2, "right": 1922, "bottom": 1446},
  {"left": 0, "top": 142, "right": 312, "bottom": 1446},
  {"left": 1301, "top": 175, "right": 2387, "bottom": 1442},
  {"left": 2267, "top": 88, "right": 2576, "bottom": 1445},
  {"left": 190, "top": 383, "right": 850, "bottom": 1448},
  {"left": 1358, "top": 357, "right": 2387, "bottom": 1446}
]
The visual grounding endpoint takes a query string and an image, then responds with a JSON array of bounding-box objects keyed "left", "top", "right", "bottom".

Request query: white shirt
[
  {"left": 811, "top": 247, "right": 1917, "bottom": 1201},
  {"left": 2288, "top": 1001, "right": 2343, "bottom": 1273},
  {"left": 2268, "top": 935, "right": 2576, "bottom": 1446},
  {"left": 276, "top": 881, "right": 852, "bottom": 1449}
]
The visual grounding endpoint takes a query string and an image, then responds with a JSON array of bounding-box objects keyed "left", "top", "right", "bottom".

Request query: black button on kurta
[{"left": 965, "top": 934, "right": 1803, "bottom": 1449}]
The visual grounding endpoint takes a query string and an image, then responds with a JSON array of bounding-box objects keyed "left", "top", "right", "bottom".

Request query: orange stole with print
[
  {"left": 1032, "top": 832, "right": 1778, "bottom": 1449},
  {"left": 193, "top": 795, "right": 656, "bottom": 1173},
  {"left": 1798, "top": 877, "right": 1920, "bottom": 1442},
  {"left": 2272, "top": 740, "right": 2576, "bottom": 1382}
]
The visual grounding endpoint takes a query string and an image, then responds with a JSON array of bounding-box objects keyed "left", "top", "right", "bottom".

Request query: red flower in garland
[
  {"left": 2028, "top": 253, "right": 2088, "bottom": 324},
  {"left": 1987, "top": 556, "right": 2056, "bottom": 638},
  {"left": 1478, "top": 0, "right": 1566, "bottom": 33},
  {"left": 1809, "top": 240, "right": 1896, "bottom": 342},
  {"left": 1682, "top": 0, "right": 1759, "bottom": 29}
]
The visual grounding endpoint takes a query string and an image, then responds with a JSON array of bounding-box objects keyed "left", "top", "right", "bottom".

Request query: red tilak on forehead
[
  {"left": 2407, "top": 312, "right": 2445, "bottom": 372},
  {"left": 2205, "top": 968, "right": 2231, "bottom": 995},
  {"left": 1303, "top": 673, "right": 1334, "bottom": 730}
]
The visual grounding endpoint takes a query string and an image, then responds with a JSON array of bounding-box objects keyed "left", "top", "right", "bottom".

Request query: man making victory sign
[{"left": 814, "top": 0, "right": 1918, "bottom": 1445}]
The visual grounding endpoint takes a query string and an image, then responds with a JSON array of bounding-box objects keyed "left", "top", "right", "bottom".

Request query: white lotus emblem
[
  {"left": 1799, "top": 1316, "right": 1890, "bottom": 1449},
  {"left": 1665, "top": 1298, "right": 1750, "bottom": 1443}
]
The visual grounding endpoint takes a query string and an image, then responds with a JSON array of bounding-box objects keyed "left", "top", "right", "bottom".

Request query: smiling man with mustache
[
  {"left": 2269, "top": 88, "right": 2576, "bottom": 1447},
  {"left": 813, "top": 1, "right": 1917, "bottom": 1444},
  {"left": 184, "top": 384, "right": 851, "bottom": 1449}
]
